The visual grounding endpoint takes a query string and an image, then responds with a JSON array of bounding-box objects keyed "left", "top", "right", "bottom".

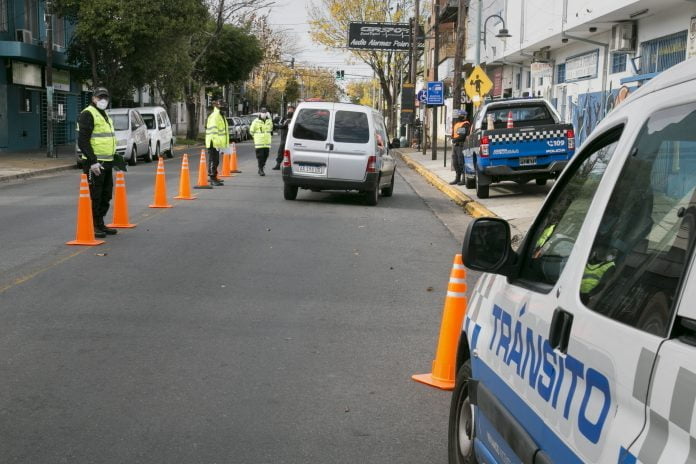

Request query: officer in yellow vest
[
  {"left": 205, "top": 96, "right": 229, "bottom": 186},
  {"left": 77, "top": 87, "right": 118, "bottom": 239},
  {"left": 249, "top": 107, "right": 274, "bottom": 176}
]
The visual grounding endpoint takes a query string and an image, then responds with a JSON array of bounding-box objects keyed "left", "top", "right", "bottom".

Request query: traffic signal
[
  {"left": 290, "top": 57, "right": 294, "bottom": 69},
  {"left": 335, "top": 70, "right": 345, "bottom": 80}
]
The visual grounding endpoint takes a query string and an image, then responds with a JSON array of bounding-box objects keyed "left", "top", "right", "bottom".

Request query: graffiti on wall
[{"left": 568, "top": 85, "right": 634, "bottom": 147}]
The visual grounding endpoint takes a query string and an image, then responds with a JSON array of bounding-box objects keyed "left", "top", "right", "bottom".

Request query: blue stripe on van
[{"left": 472, "top": 358, "right": 584, "bottom": 464}]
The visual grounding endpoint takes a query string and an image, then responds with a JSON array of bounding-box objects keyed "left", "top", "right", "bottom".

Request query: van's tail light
[
  {"left": 283, "top": 149, "right": 291, "bottom": 167},
  {"left": 366, "top": 155, "right": 377, "bottom": 173},
  {"left": 566, "top": 129, "right": 575, "bottom": 151},
  {"left": 480, "top": 135, "right": 490, "bottom": 158}
]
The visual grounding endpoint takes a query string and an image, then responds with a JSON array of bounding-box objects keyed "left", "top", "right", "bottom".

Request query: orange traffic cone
[
  {"left": 149, "top": 157, "right": 173, "bottom": 208},
  {"left": 230, "top": 143, "right": 241, "bottom": 173},
  {"left": 66, "top": 173, "right": 105, "bottom": 246},
  {"left": 507, "top": 110, "right": 514, "bottom": 128},
  {"left": 107, "top": 171, "right": 136, "bottom": 228},
  {"left": 412, "top": 254, "right": 468, "bottom": 390},
  {"left": 194, "top": 149, "right": 213, "bottom": 189},
  {"left": 220, "top": 151, "right": 231, "bottom": 177},
  {"left": 174, "top": 154, "right": 196, "bottom": 200}
]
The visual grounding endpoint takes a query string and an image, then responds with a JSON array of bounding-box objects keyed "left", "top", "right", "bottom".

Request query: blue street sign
[
  {"left": 417, "top": 89, "right": 427, "bottom": 103},
  {"left": 426, "top": 81, "right": 444, "bottom": 106}
]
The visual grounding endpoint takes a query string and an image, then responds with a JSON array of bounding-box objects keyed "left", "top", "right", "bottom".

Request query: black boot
[
  {"left": 210, "top": 178, "right": 224, "bottom": 186},
  {"left": 97, "top": 222, "right": 117, "bottom": 235},
  {"left": 94, "top": 227, "right": 107, "bottom": 239},
  {"left": 258, "top": 168, "right": 265, "bottom": 176},
  {"left": 272, "top": 162, "right": 281, "bottom": 170},
  {"left": 449, "top": 175, "right": 461, "bottom": 185}
]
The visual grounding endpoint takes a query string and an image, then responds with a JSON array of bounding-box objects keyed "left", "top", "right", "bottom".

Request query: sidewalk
[{"left": 394, "top": 147, "right": 553, "bottom": 239}]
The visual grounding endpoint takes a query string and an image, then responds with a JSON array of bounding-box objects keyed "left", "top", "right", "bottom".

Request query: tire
[
  {"left": 144, "top": 143, "right": 153, "bottom": 163},
  {"left": 128, "top": 146, "right": 137, "bottom": 166},
  {"left": 535, "top": 178, "right": 547, "bottom": 186},
  {"left": 381, "top": 172, "right": 395, "bottom": 197},
  {"left": 365, "top": 185, "right": 379, "bottom": 206},
  {"left": 284, "top": 183, "right": 298, "bottom": 200},
  {"left": 153, "top": 143, "right": 160, "bottom": 161},
  {"left": 166, "top": 140, "right": 174, "bottom": 158},
  {"left": 475, "top": 172, "right": 489, "bottom": 199},
  {"left": 464, "top": 169, "right": 476, "bottom": 189},
  {"left": 448, "top": 360, "right": 477, "bottom": 464}
]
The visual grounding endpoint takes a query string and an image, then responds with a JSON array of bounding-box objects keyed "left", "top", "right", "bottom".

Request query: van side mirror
[{"left": 462, "top": 218, "right": 515, "bottom": 275}]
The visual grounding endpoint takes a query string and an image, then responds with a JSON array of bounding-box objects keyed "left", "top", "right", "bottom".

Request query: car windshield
[
  {"left": 141, "top": 114, "right": 156, "bottom": 130},
  {"left": 110, "top": 114, "right": 129, "bottom": 131}
]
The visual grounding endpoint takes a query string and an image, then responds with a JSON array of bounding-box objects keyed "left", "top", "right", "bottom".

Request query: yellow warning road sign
[{"left": 465, "top": 66, "right": 493, "bottom": 106}]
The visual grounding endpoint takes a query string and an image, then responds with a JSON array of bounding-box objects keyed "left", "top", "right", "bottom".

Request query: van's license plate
[
  {"left": 298, "top": 165, "right": 324, "bottom": 174},
  {"left": 519, "top": 157, "right": 537, "bottom": 166}
]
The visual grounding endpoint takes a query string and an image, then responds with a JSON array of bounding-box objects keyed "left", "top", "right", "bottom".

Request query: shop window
[
  {"left": 611, "top": 53, "right": 627, "bottom": 74},
  {"left": 556, "top": 64, "right": 565, "bottom": 84}
]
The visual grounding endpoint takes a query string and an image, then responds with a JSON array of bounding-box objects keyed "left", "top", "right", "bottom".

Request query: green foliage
[
  {"left": 200, "top": 24, "right": 264, "bottom": 86},
  {"left": 284, "top": 77, "right": 300, "bottom": 104}
]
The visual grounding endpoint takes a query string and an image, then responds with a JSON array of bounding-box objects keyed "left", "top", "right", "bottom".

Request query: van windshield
[
  {"left": 141, "top": 114, "right": 156, "bottom": 130},
  {"left": 334, "top": 111, "right": 369, "bottom": 144},
  {"left": 110, "top": 114, "right": 129, "bottom": 131},
  {"left": 293, "top": 109, "right": 330, "bottom": 141}
]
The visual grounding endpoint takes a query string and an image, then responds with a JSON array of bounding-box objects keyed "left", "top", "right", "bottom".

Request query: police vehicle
[{"left": 449, "top": 57, "right": 696, "bottom": 464}]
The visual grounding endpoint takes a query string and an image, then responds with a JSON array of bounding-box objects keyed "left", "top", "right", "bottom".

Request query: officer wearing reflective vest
[
  {"left": 450, "top": 110, "right": 470, "bottom": 185},
  {"left": 205, "top": 96, "right": 229, "bottom": 186},
  {"left": 249, "top": 107, "right": 273, "bottom": 176},
  {"left": 77, "top": 87, "right": 118, "bottom": 239}
]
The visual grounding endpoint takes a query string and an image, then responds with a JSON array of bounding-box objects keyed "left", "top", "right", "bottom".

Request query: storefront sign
[
  {"left": 565, "top": 50, "right": 599, "bottom": 81},
  {"left": 492, "top": 67, "right": 503, "bottom": 98},
  {"left": 348, "top": 22, "right": 424, "bottom": 51},
  {"left": 50, "top": 69, "right": 70, "bottom": 92},
  {"left": 531, "top": 62, "right": 553, "bottom": 79}
]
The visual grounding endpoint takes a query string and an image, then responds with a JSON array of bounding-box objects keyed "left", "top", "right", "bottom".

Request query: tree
[
  {"left": 201, "top": 25, "right": 264, "bottom": 86},
  {"left": 308, "top": 0, "right": 413, "bottom": 135},
  {"left": 346, "top": 80, "right": 375, "bottom": 106}
]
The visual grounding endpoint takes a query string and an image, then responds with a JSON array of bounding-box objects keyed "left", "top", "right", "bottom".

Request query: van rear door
[
  {"left": 328, "top": 109, "right": 371, "bottom": 181},
  {"left": 288, "top": 106, "right": 333, "bottom": 178}
]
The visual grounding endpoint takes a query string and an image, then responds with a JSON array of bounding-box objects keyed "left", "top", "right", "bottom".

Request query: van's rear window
[
  {"left": 293, "top": 109, "right": 330, "bottom": 141},
  {"left": 333, "top": 111, "right": 369, "bottom": 144},
  {"left": 485, "top": 104, "right": 555, "bottom": 128}
]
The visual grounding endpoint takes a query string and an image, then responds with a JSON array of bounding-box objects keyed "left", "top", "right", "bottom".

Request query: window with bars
[
  {"left": 557, "top": 63, "right": 566, "bottom": 84},
  {"left": 640, "top": 31, "right": 687, "bottom": 74},
  {"left": 611, "top": 53, "right": 627, "bottom": 74},
  {"left": 0, "top": 0, "right": 7, "bottom": 32}
]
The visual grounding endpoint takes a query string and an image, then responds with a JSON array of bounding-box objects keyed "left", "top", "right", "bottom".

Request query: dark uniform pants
[
  {"left": 208, "top": 145, "right": 220, "bottom": 179},
  {"left": 256, "top": 147, "right": 270, "bottom": 169},
  {"left": 83, "top": 163, "right": 114, "bottom": 226},
  {"left": 276, "top": 142, "right": 286, "bottom": 165},
  {"left": 452, "top": 144, "right": 464, "bottom": 176}
]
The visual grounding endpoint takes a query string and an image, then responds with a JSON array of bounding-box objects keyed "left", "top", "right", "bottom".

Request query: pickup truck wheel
[
  {"left": 475, "top": 173, "right": 489, "bottom": 199},
  {"left": 464, "top": 170, "right": 476, "bottom": 189},
  {"left": 448, "top": 360, "right": 476, "bottom": 464},
  {"left": 283, "top": 184, "right": 298, "bottom": 200},
  {"left": 381, "top": 172, "right": 395, "bottom": 197},
  {"left": 535, "top": 178, "right": 547, "bottom": 186}
]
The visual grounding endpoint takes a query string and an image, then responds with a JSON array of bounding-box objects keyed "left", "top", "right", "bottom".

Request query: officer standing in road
[
  {"left": 273, "top": 105, "right": 295, "bottom": 170},
  {"left": 77, "top": 87, "right": 118, "bottom": 239},
  {"left": 250, "top": 107, "right": 273, "bottom": 176},
  {"left": 450, "top": 110, "right": 471, "bottom": 185},
  {"left": 205, "top": 96, "right": 228, "bottom": 186}
]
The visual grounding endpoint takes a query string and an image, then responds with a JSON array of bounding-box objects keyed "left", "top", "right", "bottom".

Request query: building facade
[{"left": 0, "top": 0, "right": 81, "bottom": 152}]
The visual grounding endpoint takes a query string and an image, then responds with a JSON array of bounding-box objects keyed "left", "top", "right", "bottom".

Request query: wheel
[
  {"left": 464, "top": 169, "right": 476, "bottom": 189},
  {"left": 365, "top": 185, "right": 379, "bottom": 206},
  {"left": 475, "top": 173, "right": 489, "bottom": 199},
  {"left": 536, "top": 178, "right": 547, "bottom": 186},
  {"left": 381, "top": 172, "right": 395, "bottom": 197},
  {"left": 144, "top": 143, "right": 153, "bottom": 163},
  {"left": 166, "top": 139, "right": 174, "bottom": 158},
  {"left": 128, "top": 146, "right": 137, "bottom": 166},
  {"left": 284, "top": 183, "right": 298, "bottom": 200},
  {"left": 448, "top": 360, "right": 476, "bottom": 464},
  {"left": 153, "top": 143, "right": 160, "bottom": 161}
]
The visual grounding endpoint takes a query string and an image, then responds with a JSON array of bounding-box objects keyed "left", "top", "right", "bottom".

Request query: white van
[
  {"left": 281, "top": 102, "right": 396, "bottom": 206},
  {"left": 138, "top": 106, "right": 174, "bottom": 159},
  {"left": 449, "top": 58, "right": 696, "bottom": 463}
]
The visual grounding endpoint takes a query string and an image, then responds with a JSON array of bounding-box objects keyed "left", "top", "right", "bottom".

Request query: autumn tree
[{"left": 346, "top": 80, "right": 376, "bottom": 106}]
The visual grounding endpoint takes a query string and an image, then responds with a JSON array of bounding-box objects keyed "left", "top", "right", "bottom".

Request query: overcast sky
[{"left": 266, "top": 0, "right": 375, "bottom": 82}]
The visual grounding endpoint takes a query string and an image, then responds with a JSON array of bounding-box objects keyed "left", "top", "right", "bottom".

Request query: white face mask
[{"left": 96, "top": 99, "right": 109, "bottom": 110}]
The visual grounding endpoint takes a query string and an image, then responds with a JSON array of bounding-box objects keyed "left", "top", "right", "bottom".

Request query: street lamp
[
  {"left": 482, "top": 14, "right": 511, "bottom": 47},
  {"left": 474, "top": 0, "right": 512, "bottom": 66}
]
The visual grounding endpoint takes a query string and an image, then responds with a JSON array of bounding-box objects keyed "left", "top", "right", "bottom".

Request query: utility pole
[
  {"left": 452, "top": 0, "right": 466, "bottom": 111},
  {"left": 475, "top": 0, "right": 482, "bottom": 66},
  {"left": 408, "top": 0, "right": 420, "bottom": 145},
  {"left": 45, "top": 0, "right": 55, "bottom": 158},
  {"left": 430, "top": 2, "right": 439, "bottom": 161}
]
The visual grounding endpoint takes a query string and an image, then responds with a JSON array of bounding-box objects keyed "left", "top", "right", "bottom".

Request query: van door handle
[
  {"left": 326, "top": 143, "right": 334, "bottom": 151},
  {"left": 549, "top": 308, "right": 573, "bottom": 354}
]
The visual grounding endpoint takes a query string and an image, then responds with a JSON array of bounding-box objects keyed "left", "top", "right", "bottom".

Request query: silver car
[{"left": 108, "top": 108, "right": 152, "bottom": 165}]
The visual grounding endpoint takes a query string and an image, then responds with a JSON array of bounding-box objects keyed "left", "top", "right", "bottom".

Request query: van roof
[
  {"left": 134, "top": 106, "right": 167, "bottom": 113},
  {"left": 296, "top": 101, "right": 376, "bottom": 113}
]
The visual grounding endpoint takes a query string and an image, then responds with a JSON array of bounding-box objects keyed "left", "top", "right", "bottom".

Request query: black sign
[
  {"left": 400, "top": 83, "right": 415, "bottom": 125},
  {"left": 348, "top": 22, "right": 425, "bottom": 52}
]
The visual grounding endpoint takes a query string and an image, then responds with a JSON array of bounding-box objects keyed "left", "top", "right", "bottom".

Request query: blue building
[{"left": 0, "top": 0, "right": 83, "bottom": 152}]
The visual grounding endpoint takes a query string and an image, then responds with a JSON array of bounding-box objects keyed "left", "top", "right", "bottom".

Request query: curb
[
  {"left": 396, "top": 151, "right": 497, "bottom": 218},
  {"left": 0, "top": 164, "right": 76, "bottom": 183}
]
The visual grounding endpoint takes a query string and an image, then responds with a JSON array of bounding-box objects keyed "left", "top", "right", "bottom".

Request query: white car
[
  {"left": 448, "top": 58, "right": 696, "bottom": 464},
  {"left": 138, "top": 106, "right": 174, "bottom": 159},
  {"left": 108, "top": 108, "right": 152, "bottom": 165},
  {"left": 281, "top": 102, "right": 396, "bottom": 205}
]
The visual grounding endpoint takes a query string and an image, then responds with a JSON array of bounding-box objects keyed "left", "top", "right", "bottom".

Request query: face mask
[
  {"left": 260, "top": 114, "right": 267, "bottom": 120},
  {"left": 96, "top": 99, "right": 109, "bottom": 110}
]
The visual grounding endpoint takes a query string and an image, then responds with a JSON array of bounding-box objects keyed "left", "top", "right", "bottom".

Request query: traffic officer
[
  {"left": 250, "top": 107, "right": 273, "bottom": 176},
  {"left": 273, "top": 105, "right": 295, "bottom": 170},
  {"left": 77, "top": 86, "right": 118, "bottom": 239},
  {"left": 205, "top": 96, "right": 229, "bottom": 186},
  {"left": 450, "top": 110, "right": 470, "bottom": 185}
]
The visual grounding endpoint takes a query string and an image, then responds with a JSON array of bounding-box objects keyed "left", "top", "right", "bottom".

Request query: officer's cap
[{"left": 93, "top": 87, "right": 109, "bottom": 98}]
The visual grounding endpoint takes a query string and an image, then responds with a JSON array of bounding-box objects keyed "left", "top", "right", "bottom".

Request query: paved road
[{"left": 0, "top": 138, "right": 477, "bottom": 463}]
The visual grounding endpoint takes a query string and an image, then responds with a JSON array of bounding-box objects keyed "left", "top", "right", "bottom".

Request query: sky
[{"left": 266, "top": 0, "right": 375, "bottom": 82}]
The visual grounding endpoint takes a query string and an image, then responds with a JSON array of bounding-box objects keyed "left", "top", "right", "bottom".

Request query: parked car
[
  {"left": 226, "top": 117, "right": 244, "bottom": 143},
  {"left": 282, "top": 102, "right": 396, "bottom": 205},
  {"left": 108, "top": 108, "right": 151, "bottom": 166},
  {"left": 138, "top": 106, "right": 174, "bottom": 159},
  {"left": 447, "top": 57, "right": 696, "bottom": 464}
]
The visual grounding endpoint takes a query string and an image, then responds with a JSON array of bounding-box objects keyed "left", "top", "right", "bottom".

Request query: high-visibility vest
[
  {"left": 79, "top": 106, "right": 116, "bottom": 162},
  {"left": 452, "top": 120, "right": 470, "bottom": 141},
  {"left": 580, "top": 261, "right": 615, "bottom": 294},
  {"left": 205, "top": 107, "right": 229, "bottom": 149},
  {"left": 250, "top": 118, "right": 273, "bottom": 148},
  {"left": 536, "top": 224, "right": 556, "bottom": 248}
]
